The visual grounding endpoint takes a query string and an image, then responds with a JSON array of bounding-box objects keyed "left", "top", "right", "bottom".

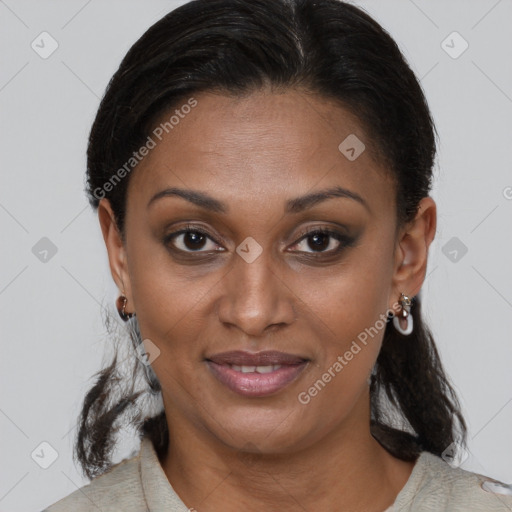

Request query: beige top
[{"left": 43, "top": 436, "right": 512, "bottom": 511}]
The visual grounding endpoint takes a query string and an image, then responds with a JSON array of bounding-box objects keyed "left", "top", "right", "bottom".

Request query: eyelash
[{"left": 164, "top": 223, "right": 353, "bottom": 258}]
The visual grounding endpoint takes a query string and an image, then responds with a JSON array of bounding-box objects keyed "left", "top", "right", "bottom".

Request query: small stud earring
[
  {"left": 392, "top": 293, "right": 413, "bottom": 335},
  {"left": 116, "top": 294, "right": 134, "bottom": 322}
]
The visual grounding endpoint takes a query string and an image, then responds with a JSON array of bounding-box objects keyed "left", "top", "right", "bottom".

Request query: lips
[{"left": 205, "top": 350, "right": 309, "bottom": 397}]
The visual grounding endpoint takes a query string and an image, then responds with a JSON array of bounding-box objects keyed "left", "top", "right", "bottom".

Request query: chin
[{"left": 208, "top": 408, "right": 313, "bottom": 452}]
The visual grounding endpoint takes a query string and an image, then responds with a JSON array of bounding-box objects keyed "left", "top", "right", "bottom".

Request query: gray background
[{"left": 1, "top": 0, "right": 511, "bottom": 510}]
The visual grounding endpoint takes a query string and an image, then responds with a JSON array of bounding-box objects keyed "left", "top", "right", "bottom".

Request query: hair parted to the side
[{"left": 77, "top": 0, "right": 467, "bottom": 479}]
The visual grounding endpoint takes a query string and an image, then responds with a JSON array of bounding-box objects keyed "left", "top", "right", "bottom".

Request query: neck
[{"left": 159, "top": 391, "right": 415, "bottom": 512}]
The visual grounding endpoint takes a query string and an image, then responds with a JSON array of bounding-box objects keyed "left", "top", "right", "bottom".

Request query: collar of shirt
[{"left": 140, "top": 436, "right": 191, "bottom": 511}]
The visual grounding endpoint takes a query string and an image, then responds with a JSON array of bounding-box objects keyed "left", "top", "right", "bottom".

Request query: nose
[{"left": 216, "top": 248, "right": 296, "bottom": 337}]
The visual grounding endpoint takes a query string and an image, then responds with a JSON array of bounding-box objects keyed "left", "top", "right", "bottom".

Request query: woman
[{"left": 43, "top": 0, "right": 512, "bottom": 510}]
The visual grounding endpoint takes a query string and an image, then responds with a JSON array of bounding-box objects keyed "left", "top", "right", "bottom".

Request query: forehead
[{"left": 127, "top": 89, "right": 395, "bottom": 216}]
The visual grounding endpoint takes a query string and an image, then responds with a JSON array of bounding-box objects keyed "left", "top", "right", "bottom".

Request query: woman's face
[{"left": 102, "top": 89, "right": 425, "bottom": 455}]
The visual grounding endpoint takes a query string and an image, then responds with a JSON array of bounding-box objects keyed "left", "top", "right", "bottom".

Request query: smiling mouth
[{"left": 205, "top": 350, "right": 309, "bottom": 397}]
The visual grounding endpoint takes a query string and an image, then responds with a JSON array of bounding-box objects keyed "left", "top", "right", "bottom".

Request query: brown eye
[
  {"left": 306, "top": 232, "right": 331, "bottom": 251},
  {"left": 181, "top": 231, "right": 208, "bottom": 250},
  {"left": 165, "top": 226, "right": 223, "bottom": 253},
  {"left": 290, "top": 229, "right": 351, "bottom": 255}
]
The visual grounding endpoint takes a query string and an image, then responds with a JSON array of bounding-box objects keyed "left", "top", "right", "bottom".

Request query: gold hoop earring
[{"left": 116, "top": 294, "right": 134, "bottom": 322}]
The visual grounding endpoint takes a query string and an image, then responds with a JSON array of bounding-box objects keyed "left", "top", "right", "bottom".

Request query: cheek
[
  {"left": 292, "top": 236, "right": 395, "bottom": 344},
  {"left": 295, "top": 297, "right": 386, "bottom": 435},
  {"left": 291, "top": 232, "right": 395, "bottom": 405},
  {"left": 130, "top": 270, "right": 213, "bottom": 358},
  {"left": 125, "top": 235, "right": 219, "bottom": 373},
  {"left": 126, "top": 219, "right": 208, "bottom": 325},
  {"left": 300, "top": 289, "right": 385, "bottom": 395}
]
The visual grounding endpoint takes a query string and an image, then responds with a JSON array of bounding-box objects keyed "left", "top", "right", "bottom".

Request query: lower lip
[{"left": 206, "top": 361, "right": 308, "bottom": 397}]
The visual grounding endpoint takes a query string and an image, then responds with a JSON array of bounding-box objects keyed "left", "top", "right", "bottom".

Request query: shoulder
[
  {"left": 42, "top": 449, "right": 144, "bottom": 512},
  {"left": 394, "top": 451, "right": 512, "bottom": 511}
]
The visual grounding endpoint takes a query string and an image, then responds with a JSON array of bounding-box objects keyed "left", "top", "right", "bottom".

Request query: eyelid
[{"left": 294, "top": 225, "right": 347, "bottom": 239}]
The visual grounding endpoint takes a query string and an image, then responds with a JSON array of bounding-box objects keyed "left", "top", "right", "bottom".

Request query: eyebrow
[
  {"left": 285, "top": 186, "right": 368, "bottom": 213},
  {"left": 147, "top": 185, "right": 368, "bottom": 213},
  {"left": 147, "top": 187, "right": 227, "bottom": 213}
]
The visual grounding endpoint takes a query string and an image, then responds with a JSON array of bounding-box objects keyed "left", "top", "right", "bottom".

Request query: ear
[
  {"left": 98, "top": 198, "right": 134, "bottom": 313},
  {"left": 390, "top": 196, "right": 437, "bottom": 306}
]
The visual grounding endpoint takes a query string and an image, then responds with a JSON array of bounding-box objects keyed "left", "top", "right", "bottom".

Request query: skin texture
[{"left": 99, "top": 89, "right": 436, "bottom": 511}]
